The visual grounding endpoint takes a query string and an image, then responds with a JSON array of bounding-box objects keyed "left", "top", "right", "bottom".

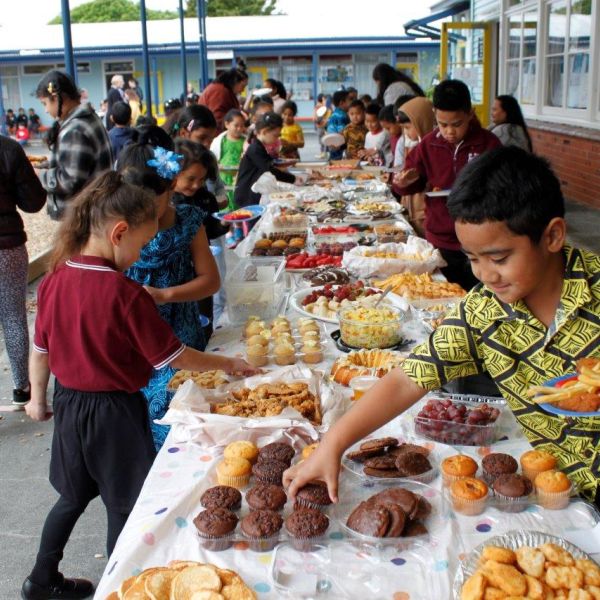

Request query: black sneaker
[
  {"left": 12, "top": 388, "right": 31, "bottom": 406},
  {"left": 21, "top": 577, "right": 94, "bottom": 600}
]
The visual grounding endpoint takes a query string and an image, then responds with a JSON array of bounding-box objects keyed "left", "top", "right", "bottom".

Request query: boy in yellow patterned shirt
[{"left": 285, "top": 146, "right": 600, "bottom": 507}]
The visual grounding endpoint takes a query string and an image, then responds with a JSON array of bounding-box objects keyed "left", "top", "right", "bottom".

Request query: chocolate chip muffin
[
  {"left": 252, "top": 459, "right": 288, "bottom": 485},
  {"left": 492, "top": 473, "right": 533, "bottom": 512},
  {"left": 245, "top": 483, "right": 287, "bottom": 512},
  {"left": 285, "top": 508, "right": 329, "bottom": 545},
  {"left": 482, "top": 453, "right": 518, "bottom": 484},
  {"left": 193, "top": 508, "right": 238, "bottom": 551},
  {"left": 294, "top": 482, "right": 332, "bottom": 510},
  {"left": 200, "top": 486, "right": 242, "bottom": 511},
  {"left": 240, "top": 509, "right": 283, "bottom": 551}
]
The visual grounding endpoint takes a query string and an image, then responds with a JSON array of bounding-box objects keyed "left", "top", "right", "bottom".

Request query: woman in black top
[{"left": 234, "top": 112, "right": 295, "bottom": 208}]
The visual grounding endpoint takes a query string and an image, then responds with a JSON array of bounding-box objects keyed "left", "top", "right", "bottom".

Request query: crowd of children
[{"left": 5, "top": 65, "right": 564, "bottom": 600}]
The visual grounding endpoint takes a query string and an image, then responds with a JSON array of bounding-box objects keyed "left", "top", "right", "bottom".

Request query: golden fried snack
[
  {"left": 525, "top": 573, "right": 545, "bottom": 599},
  {"left": 576, "top": 560, "right": 600, "bottom": 587},
  {"left": 586, "top": 585, "right": 600, "bottom": 600},
  {"left": 545, "top": 566, "right": 584, "bottom": 590},
  {"left": 169, "top": 369, "right": 228, "bottom": 390},
  {"left": 483, "top": 589, "right": 505, "bottom": 600},
  {"left": 481, "top": 560, "right": 527, "bottom": 596},
  {"left": 461, "top": 572, "right": 486, "bottom": 600},
  {"left": 541, "top": 544, "right": 576, "bottom": 567},
  {"left": 515, "top": 546, "right": 546, "bottom": 578},
  {"left": 566, "top": 591, "right": 594, "bottom": 600},
  {"left": 481, "top": 546, "right": 517, "bottom": 565}
]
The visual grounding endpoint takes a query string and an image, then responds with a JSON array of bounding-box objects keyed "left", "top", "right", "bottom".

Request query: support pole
[
  {"left": 179, "top": 0, "right": 188, "bottom": 102},
  {"left": 61, "top": 0, "right": 76, "bottom": 82},
  {"left": 197, "top": 0, "right": 209, "bottom": 90},
  {"left": 140, "top": 0, "right": 153, "bottom": 117}
]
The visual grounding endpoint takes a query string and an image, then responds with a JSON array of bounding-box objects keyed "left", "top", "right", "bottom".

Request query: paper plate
[
  {"left": 316, "top": 105, "right": 328, "bottom": 118},
  {"left": 322, "top": 133, "right": 345, "bottom": 148},
  {"left": 213, "top": 204, "right": 264, "bottom": 222},
  {"left": 251, "top": 87, "right": 272, "bottom": 97},
  {"left": 536, "top": 373, "right": 600, "bottom": 417}
]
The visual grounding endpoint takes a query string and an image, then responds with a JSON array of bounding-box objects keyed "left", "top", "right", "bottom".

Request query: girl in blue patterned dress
[{"left": 119, "top": 139, "right": 220, "bottom": 449}]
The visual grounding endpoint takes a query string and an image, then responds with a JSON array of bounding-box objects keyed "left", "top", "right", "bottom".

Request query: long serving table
[{"left": 95, "top": 186, "right": 600, "bottom": 599}]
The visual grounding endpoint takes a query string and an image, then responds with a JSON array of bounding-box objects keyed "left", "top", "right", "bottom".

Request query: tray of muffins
[
  {"left": 244, "top": 315, "right": 329, "bottom": 368},
  {"left": 191, "top": 440, "right": 335, "bottom": 553}
]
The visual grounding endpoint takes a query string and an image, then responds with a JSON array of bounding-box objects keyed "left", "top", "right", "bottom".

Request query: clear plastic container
[
  {"left": 311, "top": 224, "right": 374, "bottom": 245},
  {"left": 348, "top": 375, "right": 379, "bottom": 401},
  {"left": 413, "top": 393, "right": 505, "bottom": 446},
  {"left": 225, "top": 257, "right": 286, "bottom": 325},
  {"left": 338, "top": 305, "right": 405, "bottom": 349}
]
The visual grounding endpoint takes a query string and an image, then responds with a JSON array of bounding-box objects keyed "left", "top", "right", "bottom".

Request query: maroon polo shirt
[{"left": 33, "top": 255, "right": 185, "bottom": 392}]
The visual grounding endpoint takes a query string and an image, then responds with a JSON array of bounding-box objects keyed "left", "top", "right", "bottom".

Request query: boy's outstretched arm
[{"left": 283, "top": 368, "right": 427, "bottom": 503}]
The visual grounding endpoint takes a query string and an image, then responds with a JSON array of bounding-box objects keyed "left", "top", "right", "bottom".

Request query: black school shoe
[
  {"left": 12, "top": 387, "right": 31, "bottom": 406},
  {"left": 21, "top": 577, "right": 94, "bottom": 599}
]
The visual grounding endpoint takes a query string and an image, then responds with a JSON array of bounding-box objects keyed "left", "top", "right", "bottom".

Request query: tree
[
  {"left": 185, "top": 0, "right": 277, "bottom": 18},
  {"left": 49, "top": 0, "right": 177, "bottom": 24}
]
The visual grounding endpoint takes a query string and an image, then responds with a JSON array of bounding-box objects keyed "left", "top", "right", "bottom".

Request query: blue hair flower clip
[{"left": 146, "top": 146, "right": 183, "bottom": 179}]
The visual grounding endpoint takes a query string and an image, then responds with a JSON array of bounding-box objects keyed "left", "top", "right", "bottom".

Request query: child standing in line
[
  {"left": 395, "top": 80, "right": 501, "bottom": 290},
  {"left": 342, "top": 100, "right": 367, "bottom": 160},
  {"left": 359, "top": 102, "right": 391, "bottom": 166},
  {"left": 326, "top": 90, "right": 351, "bottom": 160},
  {"left": 108, "top": 101, "right": 136, "bottom": 163},
  {"left": 378, "top": 104, "right": 404, "bottom": 166},
  {"left": 243, "top": 99, "right": 274, "bottom": 155},
  {"left": 119, "top": 142, "right": 220, "bottom": 450},
  {"left": 210, "top": 108, "right": 246, "bottom": 211},
  {"left": 279, "top": 100, "right": 304, "bottom": 159},
  {"left": 22, "top": 171, "right": 256, "bottom": 600},
  {"left": 234, "top": 112, "right": 296, "bottom": 208},
  {"left": 392, "top": 96, "right": 435, "bottom": 237}
]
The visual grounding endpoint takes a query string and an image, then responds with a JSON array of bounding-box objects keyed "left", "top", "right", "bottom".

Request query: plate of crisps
[
  {"left": 168, "top": 369, "right": 229, "bottom": 391},
  {"left": 104, "top": 560, "right": 256, "bottom": 600},
  {"left": 453, "top": 530, "right": 595, "bottom": 600}
]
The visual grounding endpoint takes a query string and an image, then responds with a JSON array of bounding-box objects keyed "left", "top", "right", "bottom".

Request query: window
[
  {"left": 544, "top": 0, "right": 591, "bottom": 110},
  {"left": 281, "top": 56, "right": 313, "bottom": 101},
  {"left": 504, "top": 8, "right": 538, "bottom": 105},
  {"left": 0, "top": 65, "right": 21, "bottom": 111}
]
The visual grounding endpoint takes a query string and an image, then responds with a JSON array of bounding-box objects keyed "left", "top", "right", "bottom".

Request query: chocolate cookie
[
  {"left": 395, "top": 452, "right": 432, "bottom": 477},
  {"left": 252, "top": 459, "right": 288, "bottom": 485},
  {"left": 193, "top": 508, "right": 238, "bottom": 537},
  {"left": 285, "top": 508, "right": 329, "bottom": 538},
  {"left": 359, "top": 437, "right": 399, "bottom": 452},
  {"left": 382, "top": 503, "right": 407, "bottom": 537},
  {"left": 363, "top": 467, "right": 403, "bottom": 478},
  {"left": 245, "top": 483, "right": 287, "bottom": 512},
  {"left": 404, "top": 521, "right": 429, "bottom": 537},
  {"left": 240, "top": 509, "right": 283, "bottom": 539},
  {"left": 200, "top": 486, "right": 242, "bottom": 511},
  {"left": 414, "top": 496, "right": 432, "bottom": 520},
  {"left": 363, "top": 455, "right": 397, "bottom": 470},
  {"left": 258, "top": 442, "right": 295, "bottom": 466},
  {"left": 371, "top": 488, "right": 419, "bottom": 519},
  {"left": 388, "top": 443, "right": 430, "bottom": 458},
  {"left": 346, "top": 447, "right": 384, "bottom": 463},
  {"left": 346, "top": 501, "right": 390, "bottom": 537}
]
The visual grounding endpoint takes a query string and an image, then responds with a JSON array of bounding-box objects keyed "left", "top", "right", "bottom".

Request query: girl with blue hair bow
[{"left": 118, "top": 134, "right": 222, "bottom": 449}]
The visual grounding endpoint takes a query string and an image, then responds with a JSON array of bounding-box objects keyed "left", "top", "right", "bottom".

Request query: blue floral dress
[{"left": 126, "top": 204, "right": 207, "bottom": 449}]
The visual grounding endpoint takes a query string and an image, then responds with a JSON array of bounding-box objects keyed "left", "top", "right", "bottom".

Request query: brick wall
[{"left": 528, "top": 124, "right": 600, "bottom": 208}]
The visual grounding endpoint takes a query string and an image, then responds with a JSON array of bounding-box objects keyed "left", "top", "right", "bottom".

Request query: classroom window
[
  {"left": 544, "top": 0, "right": 591, "bottom": 110},
  {"left": 504, "top": 8, "right": 538, "bottom": 105}
]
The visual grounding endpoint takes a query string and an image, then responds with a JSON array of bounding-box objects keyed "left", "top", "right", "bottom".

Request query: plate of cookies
[
  {"left": 453, "top": 530, "right": 596, "bottom": 600},
  {"left": 342, "top": 437, "right": 439, "bottom": 484},
  {"left": 168, "top": 369, "right": 229, "bottom": 391}
]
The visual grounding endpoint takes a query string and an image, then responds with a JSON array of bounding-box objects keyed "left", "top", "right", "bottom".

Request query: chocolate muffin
[
  {"left": 251, "top": 248, "right": 267, "bottom": 256},
  {"left": 245, "top": 483, "right": 287, "bottom": 512},
  {"left": 482, "top": 453, "right": 518, "bottom": 484},
  {"left": 200, "top": 485, "right": 242, "bottom": 511},
  {"left": 258, "top": 442, "right": 295, "bottom": 466},
  {"left": 395, "top": 452, "right": 432, "bottom": 477},
  {"left": 285, "top": 508, "right": 329, "bottom": 542},
  {"left": 193, "top": 508, "right": 238, "bottom": 551},
  {"left": 240, "top": 509, "right": 283, "bottom": 551},
  {"left": 294, "top": 482, "right": 332, "bottom": 510},
  {"left": 492, "top": 473, "right": 533, "bottom": 513},
  {"left": 252, "top": 459, "right": 288, "bottom": 485}
]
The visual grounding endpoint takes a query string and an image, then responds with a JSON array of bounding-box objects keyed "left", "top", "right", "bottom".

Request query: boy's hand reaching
[
  {"left": 393, "top": 168, "right": 420, "bottom": 187},
  {"left": 283, "top": 442, "right": 342, "bottom": 504},
  {"left": 226, "top": 357, "right": 262, "bottom": 377}
]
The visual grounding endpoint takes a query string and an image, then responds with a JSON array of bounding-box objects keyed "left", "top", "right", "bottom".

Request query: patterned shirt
[
  {"left": 403, "top": 246, "right": 600, "bottom": 500},
  {"left": 39, "top": 105, "right": 112, "bottom": 217},
  {"left": 343, "top": 123, "right": 367, "bottom": 159}
]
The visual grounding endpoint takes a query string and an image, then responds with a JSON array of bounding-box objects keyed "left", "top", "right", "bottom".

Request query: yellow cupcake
[
  {"left": 245, "top": 321, "right": 266, "bottom": 337},
  {"left": 274, "top": 342, "right": 296, "bottom": 366},
  {"left": 246, "top": 343, "right": 268, "bottom": 367},
  {"left": 224, "top": 441, "right": 259, "bottom": 464},
  {"left": 302, "top": 443, "right": 319, "bottom": 460},
  {"left": 216, "top": 457, "right": 252, "bottom": 489}
]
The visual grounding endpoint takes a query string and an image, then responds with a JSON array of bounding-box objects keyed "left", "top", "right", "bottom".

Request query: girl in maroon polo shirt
[{"left": 22, "top": 171, "right": 256, "bottom": 600}]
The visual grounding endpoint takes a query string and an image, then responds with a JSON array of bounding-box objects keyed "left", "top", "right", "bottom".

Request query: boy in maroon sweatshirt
[{"left": 395, "top": 80, "right": 501, "bottom": 290}]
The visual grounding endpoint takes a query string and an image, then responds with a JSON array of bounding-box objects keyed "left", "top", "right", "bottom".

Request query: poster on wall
[{"left": 319, "top": 65, "right": 353, "bottom": 83}]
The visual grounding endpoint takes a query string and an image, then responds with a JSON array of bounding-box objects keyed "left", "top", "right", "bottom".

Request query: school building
[{"left": 1, "top": 0, "right": 598, "bottom": 208}]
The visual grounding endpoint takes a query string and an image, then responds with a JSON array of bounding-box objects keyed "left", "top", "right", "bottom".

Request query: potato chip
[
  {"left": 482, "top": 546, "right": 516, "bottom": 565},
  {"left": 540, "top": 544, "right": 576, "bottom": 567},
  {"left": 460, "top": 571, "right": 486, "bottom": 600},
  {"left": 576, "top": 560, "right": 600, "bottom": 587},
  {"left": 546, "top": 566, "right": 584, "bottom": 590},
  {"left": 515, "top": 547, "right": 545, "bottom": 578},
  {"left": 482, "top": 560, "right": 527, "bottom": 596},
  {"left": 171, "top": 565, "right": 222, "bottom": 600},
  {"left": 145, "top": 569, "right": 178, "bottom": 600}
]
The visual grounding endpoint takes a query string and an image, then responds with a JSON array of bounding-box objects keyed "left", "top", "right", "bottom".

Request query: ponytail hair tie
[
  {"left": 147, "top": 146, "right": 183, "bottom": 179},
  {"left": 186, "top": 119, "right": 195, "bottom": 132}
]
